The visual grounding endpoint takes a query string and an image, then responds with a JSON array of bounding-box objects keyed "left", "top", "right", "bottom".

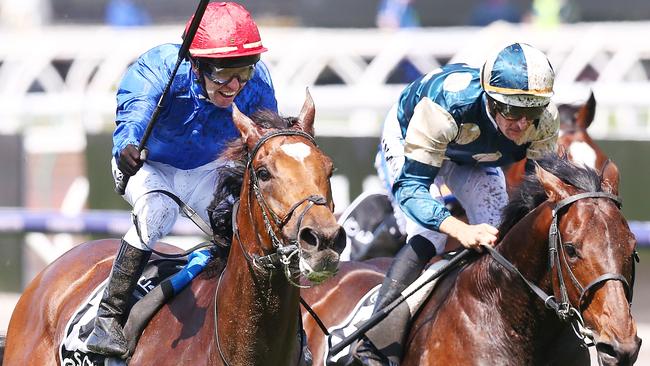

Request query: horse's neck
[
  {"left": 215, "top": 199, "right": 301, "bottom": 366},
  {"left": 497, "top": 204, "right": 552, "bottom": 282},
  {"left": 451, "top": 204, "right": 562, "bottom": 358}
]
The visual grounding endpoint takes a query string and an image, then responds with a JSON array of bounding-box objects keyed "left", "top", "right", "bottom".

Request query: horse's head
[
  {"left": 535, "top": 159, "right": 640, "bottom": 365},
  {"left": 557, "top": 92, "right": 611, "bottom": 172},
  {"left": 230, "top": 91, "right": 346, "bottom": 285}
]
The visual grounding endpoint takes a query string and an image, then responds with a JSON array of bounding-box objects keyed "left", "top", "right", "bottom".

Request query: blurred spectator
[
  {"left": 469, "top": 0, "right": 522, "bottom": 26},
  {"left": 0, "top": 0, "right": 51, "bottom": 28},
  {"left": 376, "top": 0, "right": 422, "bottom": 83},
  {"left": 105, "top": 0, "right": 151, "bottom": 27},
  {"left": 376, "top": 0, "right": 420, "bottom": 29},
  {"left": 527, "top": 0, "right": 580, "bottom": 27}
]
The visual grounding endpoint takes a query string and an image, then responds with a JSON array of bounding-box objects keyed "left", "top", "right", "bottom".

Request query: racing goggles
[
  {"left": 495, "top": 101, "right": 547, "bottom": 121},
  {"left": 200, "top": 63, "right": 256, "bottom": 85}
]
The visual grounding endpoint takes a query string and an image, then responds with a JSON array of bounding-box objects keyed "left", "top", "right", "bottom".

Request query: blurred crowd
[{"left": 0, "top": 0, "right": 600, "bottom": 29}]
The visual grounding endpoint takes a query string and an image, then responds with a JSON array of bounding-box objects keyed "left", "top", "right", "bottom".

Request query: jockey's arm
[
  {"left": 392, "top": 97, "right": 456, "bottom": 231},
  {"left": 393, "top": 97, "right": 498, "bottom": 250},
  {"left": 112, "top": 46, "right": 170, "bottom": 161}
]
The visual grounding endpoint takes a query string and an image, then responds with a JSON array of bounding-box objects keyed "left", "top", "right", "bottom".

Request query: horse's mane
[
  {"left": 207, "top": 109, "right": 300, "bottom": 244},
  {"left": 498, "top": 153, "right": 604, "bottom": 237}
]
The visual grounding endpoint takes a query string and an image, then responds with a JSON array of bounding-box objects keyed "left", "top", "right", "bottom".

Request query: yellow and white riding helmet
[{"left": 480, "top": 43, "right": 555, "bottom": 108}]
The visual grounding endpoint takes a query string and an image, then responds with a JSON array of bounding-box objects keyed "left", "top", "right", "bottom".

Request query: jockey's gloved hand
[{"left": 118, "top": 144, "right": 144, "bottom": 176}]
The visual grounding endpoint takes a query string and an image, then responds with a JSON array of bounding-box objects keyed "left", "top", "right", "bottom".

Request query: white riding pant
[
  {"left": 112, "top": 158, "right": 222, "bottom": 251},
  {"left": 375, "top": 104, "right": 508, "bottom": 254}
]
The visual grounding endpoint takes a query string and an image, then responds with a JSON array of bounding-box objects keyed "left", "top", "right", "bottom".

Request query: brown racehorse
[
  {"left": 302, "top": 154, "right": 640, "bottom": 365},
  {"left": 3, "top": 93, "right": 346, "bottom": 366},
  {"left": 505, "top": 92, "right": 611, "bottom": 193}
]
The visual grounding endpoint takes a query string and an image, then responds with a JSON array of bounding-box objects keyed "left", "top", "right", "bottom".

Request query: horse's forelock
[{"left": 499, "top": 154, "right": 603, "bottom": 236}]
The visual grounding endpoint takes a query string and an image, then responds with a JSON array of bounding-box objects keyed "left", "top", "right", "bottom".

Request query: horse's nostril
[
  {"left": 333, "top": 226, "right": 347, "bottom": 254},
  {"left": 299, "top": 226, "right": 346, "bottom": 253},
  {"left": 299, "top": 227, "right": 319, "bottom": 248}
]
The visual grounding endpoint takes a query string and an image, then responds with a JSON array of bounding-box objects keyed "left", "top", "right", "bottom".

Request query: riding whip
[{"left": 115, "top": 0, "right": 210, "bottom": 195}]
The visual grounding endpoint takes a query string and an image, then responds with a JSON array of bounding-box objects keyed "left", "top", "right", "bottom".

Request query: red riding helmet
[{"left": 185, "top": 2, "right": 267, "bottom": 59}]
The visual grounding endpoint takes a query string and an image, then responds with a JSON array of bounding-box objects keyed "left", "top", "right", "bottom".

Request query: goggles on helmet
[
  {"left": 199, "top": 62, "right": 256, "bottom": 85},
  {"left": 494, "top": 99, "right": 546, "bottom": 121}
]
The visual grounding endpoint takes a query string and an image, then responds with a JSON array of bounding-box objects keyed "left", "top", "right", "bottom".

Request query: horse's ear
[
  {"left": 232, "top": 104, "right": 262, "bottom": 148},
  {"left": 535, "top": 162, "right": 572, "bottom": 202},
  {"left": 576, "top": 91, "right": 596, "bottom": 129},
  {"left": 600, "top": 159, "right": 620, "bottom": 196},
  {"left": 296, "top": 88, "right": 315, "bottom": 136}
]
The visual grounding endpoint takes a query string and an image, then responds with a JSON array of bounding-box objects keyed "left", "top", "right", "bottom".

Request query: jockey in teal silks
[{"left": 354, "top": 43, "right": 559, "bottom": 366}]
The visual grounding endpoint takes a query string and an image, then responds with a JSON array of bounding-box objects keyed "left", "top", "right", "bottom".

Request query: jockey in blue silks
[
  {"left": 87, "top": 2, "right": 277, "bottom": 357},
  {"left": 354, "top": 43, "right": 560, "bottom": 366}
]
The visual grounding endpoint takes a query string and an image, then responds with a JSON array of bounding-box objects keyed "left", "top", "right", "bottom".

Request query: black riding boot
[
  {"left": 86, "top": 240, "right": 151, "bottom": 357},
  {"left": 352, "top": 236, "right": 436, "bottom": 366}
]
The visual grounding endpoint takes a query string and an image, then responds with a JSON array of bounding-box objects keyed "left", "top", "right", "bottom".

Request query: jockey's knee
[
  {"left": 408, "top": 235, "right": 438, "bottom": 260},
  {"left": 126, "top": 192, "right": 180, "bottom": 249},
  {"left": 407, "top": 228, "right": 446, "bottom": 256}
]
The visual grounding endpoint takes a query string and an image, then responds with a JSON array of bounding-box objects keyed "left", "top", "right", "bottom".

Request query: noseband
[{"left": 233, "top": 129, "right": 331, "bottom": 285}]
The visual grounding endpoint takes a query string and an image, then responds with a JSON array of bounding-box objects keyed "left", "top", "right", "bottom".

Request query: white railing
[{"left": 1, "top": 22, "right": 649, "bottom": 139}]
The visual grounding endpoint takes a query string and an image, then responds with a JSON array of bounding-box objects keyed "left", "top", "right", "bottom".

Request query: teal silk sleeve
[{"left": 392, "top": 157, "right": 451, "bottom": 231}]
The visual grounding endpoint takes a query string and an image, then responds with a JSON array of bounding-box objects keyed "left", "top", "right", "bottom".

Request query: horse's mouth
[{"left": 298, "top": 250, "right": 340, "bottom": 284}]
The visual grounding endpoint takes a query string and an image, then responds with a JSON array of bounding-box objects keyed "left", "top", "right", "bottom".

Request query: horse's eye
[
  {"left": 257, "top": 167, "right": 272, "bottom": 181},
  {"left": 564, "top": 243, "right": 578, "bottom": 258},
  {"left": 329, "top": 166, "right": 338, "bottom": 178}
]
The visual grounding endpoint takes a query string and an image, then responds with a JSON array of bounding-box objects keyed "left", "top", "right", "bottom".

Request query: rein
[{"left": 486, "top": 191, "right": 638, "bottom": 346}]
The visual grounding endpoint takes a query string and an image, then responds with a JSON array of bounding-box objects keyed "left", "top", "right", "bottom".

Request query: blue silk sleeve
[{"left": 112, "top": 46, "right": 171, "bottom": 160}]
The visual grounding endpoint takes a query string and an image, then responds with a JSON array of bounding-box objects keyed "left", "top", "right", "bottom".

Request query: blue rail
[
  {"left": 0, "top": 208, "right": 649, "bottom": 246},
  {"left": 0, "top": 208, "right": 203, "bottom": 237}
]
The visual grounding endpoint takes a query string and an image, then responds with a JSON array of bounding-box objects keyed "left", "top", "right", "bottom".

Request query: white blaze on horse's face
[
  {"left": 569, "top": 141, "right": 597, "bottom": 169},
  {"left": 281, "top": 143, "right": 312, "bottom": 162}
]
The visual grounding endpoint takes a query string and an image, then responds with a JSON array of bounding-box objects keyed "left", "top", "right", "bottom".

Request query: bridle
[
  {"left": 215, "top": 129, "right": 332, "bottom": 366},
  {"left": 234, "top": 129, "right": 332, "bottom": 287},
  {"left": 486, "top": 190, "right": 638, "bottom": 345},
  {"left": 546, "top": 191, "right": 639, "bottom": 346},
  {"left": 549, "top": 192, "right": 634, "bottom": 315}
]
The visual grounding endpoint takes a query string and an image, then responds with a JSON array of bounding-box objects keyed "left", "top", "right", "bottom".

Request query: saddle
[{"left": 59, "top": 249, "right": 213, "bottom": 366}]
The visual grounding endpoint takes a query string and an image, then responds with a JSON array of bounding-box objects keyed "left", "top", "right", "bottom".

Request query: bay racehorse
[
  {"left": 303, "top": 154, "right": 640, "bottom": 365},
  {"left": 2, "top": 92, "right": 346, "bottom": 366},
  {"left": 505, "top": 91, "right": 610, "bottom": 192}
]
